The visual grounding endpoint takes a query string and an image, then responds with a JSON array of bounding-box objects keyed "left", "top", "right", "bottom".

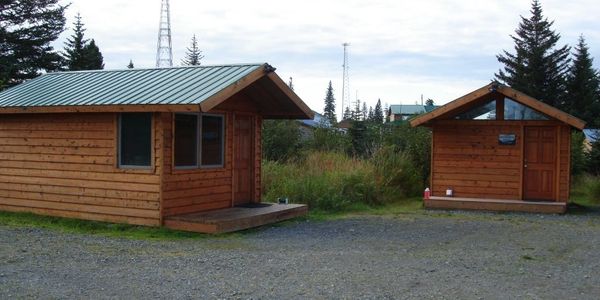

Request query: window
[
  {"left": 174, "top": 114, "right": 198, "bottom": 167},
  {"left": 454, "top": 100, "right": 496, "bottom": 120},
  {"left": 119, "top": 113, "right": 152, "bottom": 168},
  {"left": 173, "top": 113, "right": 224, "bottom": 169},
  {"left": 504, "top": 98, "right": 549, "bottom": 120},
  {"left": 201, "top": 115, "right": 224, "bottom": 166}
]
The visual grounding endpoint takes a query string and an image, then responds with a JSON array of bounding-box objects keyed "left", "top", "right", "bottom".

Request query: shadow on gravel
[{"left": 567, "top": 203, "right": 600, "bottom": 215}]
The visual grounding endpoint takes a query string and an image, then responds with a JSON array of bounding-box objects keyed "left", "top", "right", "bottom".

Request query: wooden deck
[
  {"left": 425, "top": 196, "right": 567, "bottom": 214},
  {"left": 163, "top": 203, "right": 308, "bottom": 233}
]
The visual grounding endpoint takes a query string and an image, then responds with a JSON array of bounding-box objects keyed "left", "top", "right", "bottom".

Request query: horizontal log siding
[
  {"left": 432, "top": 123, "right": 522, "bottom": 199},
  {"left": 160, "top": 112, "right": 234, "bottom": 216},
  {"left": 0, "top": 113, "right": 161, "bottom": 225}
]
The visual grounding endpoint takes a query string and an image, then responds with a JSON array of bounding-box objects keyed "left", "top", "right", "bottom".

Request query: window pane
[
  {"left": 174, "top": 114, "right": 198, "bottom": 167},
  {"left": 201, "top": 115, "right": 224, "bottom": 166},
  {"left": 120, "top": 113, "right": 152, "bottom": 167},
  {"left": 504, "top": 98, "right": 549, "bottom": 120},
  {"left": 455, "top": 100, "right": 496, "bottom": 120}
]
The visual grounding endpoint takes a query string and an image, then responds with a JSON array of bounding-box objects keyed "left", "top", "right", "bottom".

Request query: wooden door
[
  {"left": 523, "top": 126, "right": 556, "bottom": 201},
  {"left": 233, "top": 114, "right": 254, "bottom": 205}
]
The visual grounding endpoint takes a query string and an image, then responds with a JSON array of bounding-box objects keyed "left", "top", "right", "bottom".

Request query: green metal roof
[
  {"left": 0, "top": 63, "right": 266, "bottom": 107},
  {"left": 389, "top": 104, "right": 426, "bottom": 115}
]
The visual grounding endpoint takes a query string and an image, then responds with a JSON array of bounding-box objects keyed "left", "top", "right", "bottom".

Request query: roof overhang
[{"left": 409, "top": 83, "right": 586, "bottom": 130}]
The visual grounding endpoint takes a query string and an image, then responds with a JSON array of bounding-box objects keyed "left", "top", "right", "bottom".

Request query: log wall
[
  {"left": 161, "top": 94, "right": 263, "bottom": 216},
  {"left": 0, "top": 113, "right": 162, "bottom": 225},
  {"left": 431, "top": 121, "right": 571, "bottom": 201}
]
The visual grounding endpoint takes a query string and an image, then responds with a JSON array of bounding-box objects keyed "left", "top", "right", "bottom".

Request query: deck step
[
  {"left": 425, "top": 196, "right": 567, "bottom": 214},
  {"left": 164, "top": 203, "right": 308, "bottom": 233}
]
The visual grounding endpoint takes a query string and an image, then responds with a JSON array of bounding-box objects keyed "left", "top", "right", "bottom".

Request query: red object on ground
[{"left": 424, "top": 188, "right": 431, "bottom": 199}]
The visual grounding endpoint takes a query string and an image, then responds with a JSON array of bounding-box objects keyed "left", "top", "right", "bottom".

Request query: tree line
[{"left": 0, "top": 0, "right": 204, "bottom": 90}]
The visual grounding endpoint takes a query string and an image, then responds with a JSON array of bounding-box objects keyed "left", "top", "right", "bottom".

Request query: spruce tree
[
  {"left": 81, "top": 39, "right": 104, "bottom": 70},
  {"left": 63, "top": 13, "right": 104, "bottom": 70},
  {"left": 181, "top": 34, "right": 204, "bottom": 66},
  {"left": 565, "top": 35, "right": 600, "bottom": 127},
  {"left": 374, "top": 99, "right": 384, "bottom": 123},
  {"left": 367, "top": 106, "right": 373, "bottom": 121},
  {"left": 495, "top": 0, "right": 570, "bottom": 108},
  {"left": 323, "top": 81, "right": 336, "bottom": 124},
  {"left": 343, "top": 106, "right": 352, "bottom": 120},
  {"left": 425, "top": 98, "right": 434, "bottom": 106},
  {"left": 0, "top": 0, "right": 67, "bottom": 88},
  {"left": 361, "top": 102, "right": 368, "bottom": 121},
  {"left": 127, "top": 60, "right": 134, "bottom": 69},
  {"left": 353, "top": 100, "right": 362, "bottom": 121}
]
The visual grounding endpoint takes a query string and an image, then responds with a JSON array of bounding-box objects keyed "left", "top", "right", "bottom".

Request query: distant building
[
  {"left": 298, "top": 111, "right": 331, "bottom": 140},
  {"left": 583, "top": 129, "right": 599, "bottom": 152},
  {"left": 387, "top": 104, "right": 438, "bottom": 121}
]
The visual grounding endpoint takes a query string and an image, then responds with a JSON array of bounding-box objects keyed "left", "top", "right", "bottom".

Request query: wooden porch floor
[
  {"left": 164, "top": 203, "right": 308, "bottom": 233},
  {"left": 425, "top": 196, "right": 567, "bottom": 214}
]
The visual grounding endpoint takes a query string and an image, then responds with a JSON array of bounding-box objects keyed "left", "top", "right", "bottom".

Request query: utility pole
[{"left": 156, "top": 0, "right": 173, "bottom": 67}]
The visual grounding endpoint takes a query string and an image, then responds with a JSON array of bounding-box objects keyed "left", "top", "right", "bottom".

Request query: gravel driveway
[{"left": 1, "top": 211, "right": 600, "bottom": 299}]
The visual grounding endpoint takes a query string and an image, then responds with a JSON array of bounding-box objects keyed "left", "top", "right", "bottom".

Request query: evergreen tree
[
  {"left": 323, "top": 81, "right": 336, "bottom": 124},
  {"left": 63, "top": 13, "right": 104, "bottom": 70},
  {"left": 565, "top": 35, "right": 600, "bottom": 127},
  {"left": 127, "top": 60, "right": 134, "bottom": 69},
  {"left": 352, "top": 100, "right": 362, "bottom": 121},
  {"left": 0, "top": 0, "right": 67, "bottom": 88},
  {"left": 425, "top": 98, "right": 434, "bottom": 106},
  {"left": 181, "top": 34, "right": 204, "bottom": 66},
  {"left": 362, "top": 102, "right": 368, "bottom": 121},
  {"left": 374, "top": 99, "right": 384, "bottom": 123},
  {"left": 343, "top": 106, "right": 352, "bottom": 120},
  {"left": 81, "top": 39, "right": 104, "bottom": 69},
  {"left": 367, "top": 106, "right": 374, "bottom": 121},
  {"left": 495, "top": 0, "right": 570, "bottom": 108}
]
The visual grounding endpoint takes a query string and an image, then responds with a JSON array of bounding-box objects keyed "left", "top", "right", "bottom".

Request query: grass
[
  {"left": 262, "top": 151, "right": 423, "bottom": 212},
  {"left": 0, "top": 211, "right": 208, "bottom": 240},
  {"left": 570, "top": 175, "right": 600, "bottom": 207},
  {"left": 0, "top": 199, "right": 425, "bottom": 239}
]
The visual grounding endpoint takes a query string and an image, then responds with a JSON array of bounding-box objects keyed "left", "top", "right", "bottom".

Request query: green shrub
[
  {"left": 372, "top": 146, "right": 423, "bottom": 199},
  {"left": 572, "top": 175, "right": 600, "bottom": 205},
  {"left": 571, "top": 131, "right": 587, "bottom": 176},
  {"left": 383, "top": 121, "right": 431, "bottom": 186},
  {"left": 262, "top": 119, "right": 302, "bottom": 162}
]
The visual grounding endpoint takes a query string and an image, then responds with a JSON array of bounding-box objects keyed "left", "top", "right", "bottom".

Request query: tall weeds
[{"left": 262, "top": 150, "right": 422, "bottom": 211}]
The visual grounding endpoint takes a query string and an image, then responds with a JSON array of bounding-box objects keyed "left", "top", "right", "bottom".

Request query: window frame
[
  {"left": 117, "top": 113, "right": 154, "bottom": 170},
  {"left": 173, "top": 112, "right": 225, "bottom": 170}
]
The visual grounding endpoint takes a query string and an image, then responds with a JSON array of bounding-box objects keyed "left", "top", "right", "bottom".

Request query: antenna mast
[
  {"left": 342, "top": 42, "right": 350, "bottom": 120},
  {"left": 156, "top": 0, "right": 173, "bottom": 68}
]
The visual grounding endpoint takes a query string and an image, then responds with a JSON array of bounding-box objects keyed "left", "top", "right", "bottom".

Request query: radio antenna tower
[
  {"left": 341, "top": 43, "right": 350, "bottom": 120},
  {"left": 156, "top": 0, "right": 173, "bottom": 68}
]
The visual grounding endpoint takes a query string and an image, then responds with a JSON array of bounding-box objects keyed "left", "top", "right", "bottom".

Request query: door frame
[
  {"left": 522, "top": 125, "right": 558, "bottom": 201},
  {"left": 232, "top": 112, "right": 255, "bottom": 206}
]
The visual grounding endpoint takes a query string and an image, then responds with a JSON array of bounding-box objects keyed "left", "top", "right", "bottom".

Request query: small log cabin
[
  {"left": 410, "top": 83, "right": 586, "bottom": 213},
  {"left": 0, "top": 63, "right": 313, "bottom": 230}
]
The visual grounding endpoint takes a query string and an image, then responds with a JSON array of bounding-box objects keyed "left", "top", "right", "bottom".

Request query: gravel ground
[{"left": 1, "top": 211, "right": 600, "bottom": 299}]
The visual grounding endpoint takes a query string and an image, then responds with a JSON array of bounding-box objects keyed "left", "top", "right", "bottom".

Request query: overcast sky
[{"left": 54, "top": 0, "right": 600, "bottom": 119}]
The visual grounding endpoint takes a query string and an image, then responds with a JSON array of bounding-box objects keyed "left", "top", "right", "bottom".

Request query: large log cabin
[
  {"left": 0, "top": 63, "right": 313, "bottom": 231},
  {"left": 411, "top": 83, "right": 586, "bottom": 213}
]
